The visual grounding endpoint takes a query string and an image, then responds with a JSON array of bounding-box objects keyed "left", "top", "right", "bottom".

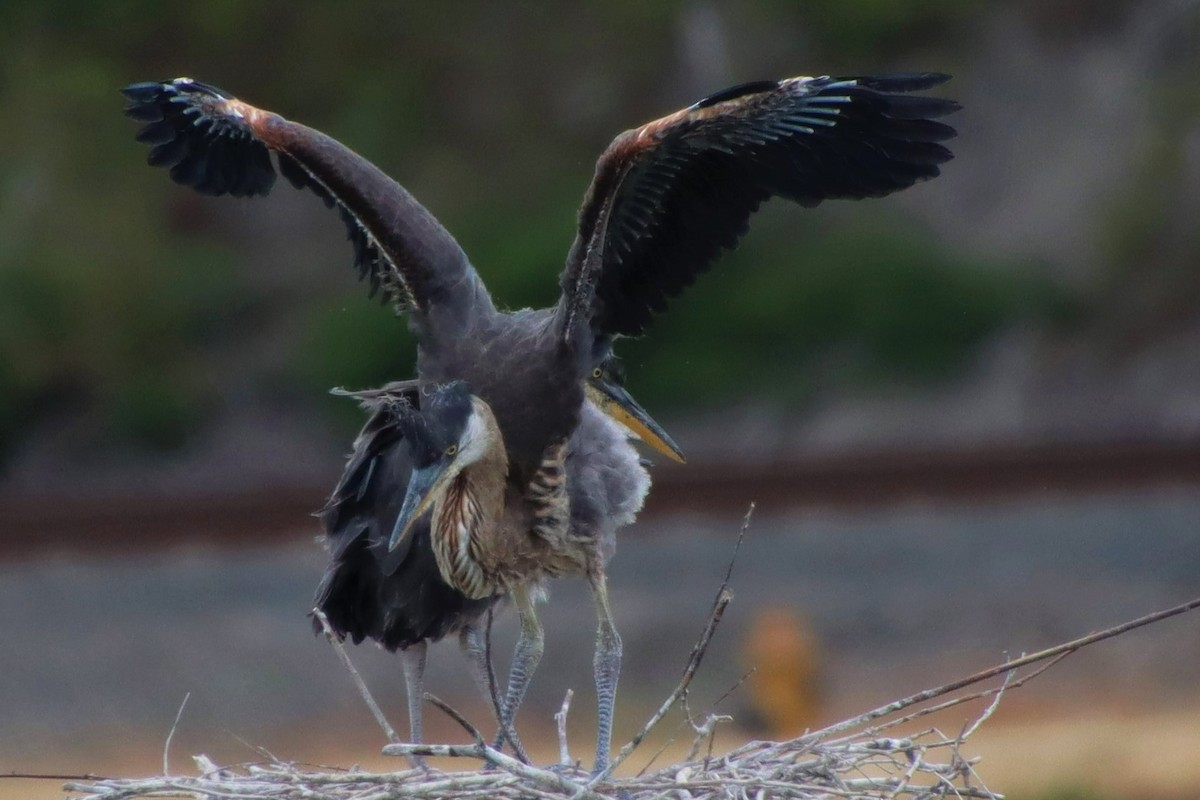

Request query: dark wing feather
[
  {"left": 123, "top": 79, "right": 489, "bottom": 323},
  {"left": 560, "top": 72, "right": 959, "bottom": 339},
  {"left": 313, "top": 381, "right": 496, "bottom": 650}
]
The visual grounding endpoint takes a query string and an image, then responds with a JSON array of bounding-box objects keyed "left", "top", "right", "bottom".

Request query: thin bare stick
[
  {"left": 637, "top": 666, "right": 756, "bottom": 777},
  {"left": 425, "top": 693, "right": 486, "bottom": 746},
  {"left": 312, "top": 607, "right": 400, "bottom": 744},
  {"left": 859, "top": 652, "right": 1070, "bottom": 740},
  {"left": 711, "top": 666, "right": 756, "bottom": 711},
  {"left": 958, "top": 663, "right": 1012, "bottom": 741},
  {"left": 1, "top": 773, "right": 112, "bottom": 781},
  {"left": 883, "top": 745, "right": 925, "bottom": 800},
  {"left": 634, "top": 723, "right": 685, "bottom": 777},
  {"left": 226, "top": 731, "right": 282, "bottom": 766},
  {"left": 555, "top": 689, "right": 574, "bottom": 766},
  {"left": 723, "top": 502, "right": 754, "bottom": 586},
  {"left": 802, "top": 594, "right": 1200, "bottom": 744},
  {"left": 162, "top": 691, "right": 191, "bottom": 776},
  {"left": 382, "top": 742, "right": 607, "bottom": 800},
  {"left": 685, "top": 714, "right": 731, "bottom": 763}
]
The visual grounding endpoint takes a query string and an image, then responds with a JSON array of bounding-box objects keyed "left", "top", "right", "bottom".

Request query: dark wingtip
[
  {"left": 853, "top": 72, "right": 952, "bottom": 92},
  {"left": 123, "top": 78, "right": 276, "bottom": 198}
]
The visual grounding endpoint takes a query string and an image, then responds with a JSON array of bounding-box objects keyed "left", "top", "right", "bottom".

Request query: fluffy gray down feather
[{"left": 566, "top": 402, "right": 651, "bottom": 564}]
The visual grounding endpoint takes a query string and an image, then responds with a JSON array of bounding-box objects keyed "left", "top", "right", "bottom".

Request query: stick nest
[{"left": 65, "top": 723, "right": 996, "bottom": 800}]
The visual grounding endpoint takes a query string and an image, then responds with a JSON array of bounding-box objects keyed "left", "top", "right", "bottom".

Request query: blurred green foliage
[
  {"left": 787, "top": 0, "right": 980, "bottom": 60},
  {"left": 1095, "top": 57, "right": 1200, "bottom": 344},
  {"left": 619, "top": 210, "right": 1067, "bottom": 410},
  {"left": 1, "top": 1, "right": 1071, "bottom": 459}
]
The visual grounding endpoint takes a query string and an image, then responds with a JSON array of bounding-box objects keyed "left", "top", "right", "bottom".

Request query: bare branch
[
  {"left": 958, "top": 663, "right": 1013, "bottom": 741},
  {"left": 163, "top": 692, "right": 191, "bottom": 776},
  {"left": 425, "top": 693, "right": 487, "bottom": 746},
  {"left": 382, "top": 742, "right": 607, "bottom": 799},
  {"left": 636, "top": 666, "right": 756, "bottom": 777},
  {"left": 685, "top": 714, "right": 731, "bottom": 763},
  {"left": 312, "top": 607, "right": 400, "bottom": 744},
  {"left": 802, "top": 594, "right": 1200, "bottom": 746},
  {"left": 722, "top": 502, "right": 754, "bottom": 586},
  {"left": 881, "top": 651, "right": 1069, "bottom": 741},
  {"left": 1, "top": 772, "right": 112, "bottom": 781},
  {"left": 555, "top": 689, "right": 574, "bottom": 767}
]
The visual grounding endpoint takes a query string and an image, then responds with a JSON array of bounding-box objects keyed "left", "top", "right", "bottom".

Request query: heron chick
[{"left": 311, "top": 357, "right": 672, "bottom": 762}]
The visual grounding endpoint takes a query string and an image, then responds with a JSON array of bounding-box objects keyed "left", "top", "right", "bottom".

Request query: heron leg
[
  {"left": 467, "top": 618, "right": 535, "bottom": 761},
  {"left": 489, "top": 584, "right": 542, "bottom": 759},
  {"left": 460, "top": 621, "right": 498, "bottom": 721},
  {"left": 589, "top": 566, "right": 622, "bottom": 775},
  {"left": 399, "top": 641, "right": 428, "bottom": 768},
  {"left": 460, "top": 617, "right": 529, "bottom": 761}
]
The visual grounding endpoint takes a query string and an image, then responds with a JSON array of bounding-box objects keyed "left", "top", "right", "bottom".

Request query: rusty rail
[{"left": 2, "top": 438, "right": 1198, "bottom": 559}]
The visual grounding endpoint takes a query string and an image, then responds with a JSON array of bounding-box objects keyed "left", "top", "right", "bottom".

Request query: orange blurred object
[{"left": 743, "top": 607, "right": 822, "bottom": 738}]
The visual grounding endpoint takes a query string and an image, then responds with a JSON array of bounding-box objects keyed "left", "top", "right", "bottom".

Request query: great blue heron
[
  {"left": 309, "top": 358, "right": 672, "bottom": 762},
  {"left": 123, "top": 72, "right": 957, "bottom": 771}
]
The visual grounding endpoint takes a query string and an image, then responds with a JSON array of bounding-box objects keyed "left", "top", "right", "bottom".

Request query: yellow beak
[{"left": 586, "top": 379, "right": 685, "bottom": 464}]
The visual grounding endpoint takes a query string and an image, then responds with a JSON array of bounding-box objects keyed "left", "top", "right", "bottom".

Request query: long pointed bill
[
  {"left": 586, "top": 380, "right": 686, "bottom": 464},
  {"left": 389, "top": 461, "right": 453, "bottom": 551}
]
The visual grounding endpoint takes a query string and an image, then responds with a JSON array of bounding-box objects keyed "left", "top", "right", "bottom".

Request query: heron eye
[
  {"left": 592, "top": 367, "right": 603, "bottom": 379},
  {"left": 445, "top": 444, "right": 458, "bottom": 456}
]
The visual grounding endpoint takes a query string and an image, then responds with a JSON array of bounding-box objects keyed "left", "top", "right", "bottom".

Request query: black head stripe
[
  {"left": 394, "top": 408, "right": 439, "bottom": 467},
  {"left": 420, "top": 381, "right": 474, "bottom": 450},
  {"left": 597, "top": 353, "right": 626, "bottom": 385}
]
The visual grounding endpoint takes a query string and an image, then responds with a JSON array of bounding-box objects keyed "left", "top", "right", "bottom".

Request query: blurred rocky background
[{"left": 2, "top": 3, "right": 1199, "bottom": 800}]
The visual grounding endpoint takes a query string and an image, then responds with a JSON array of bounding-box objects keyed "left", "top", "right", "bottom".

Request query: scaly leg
[
  {"left": 461, "top": 618, "right": 530, "bottom": 761},
  {"left": 460, "top": 620, "right": 498, "bottom": 722},
  {"left": 490, "top": 585, "right": 543, "bottom": 757},
  {"left": 589, "top": 567, "right": 622, "bottom": 775},
  {"left": 399, "top": 641, "right": 428, "bottom": 768}
]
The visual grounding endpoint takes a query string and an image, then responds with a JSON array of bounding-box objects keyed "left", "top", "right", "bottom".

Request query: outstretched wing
[
  {"left": 123, "top": 79, "right": 492, "bottom": 328},
  {"left": 559, "top": 73, "right": 959, "bottom": 339}
]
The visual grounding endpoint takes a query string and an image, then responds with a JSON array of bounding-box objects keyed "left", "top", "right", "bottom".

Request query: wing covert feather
[
  {"left": 561, "top": 72, "right": 959, "bottom": 339},
  {"left": 123, "top": 79, "right": 486, "bottom": 325}
]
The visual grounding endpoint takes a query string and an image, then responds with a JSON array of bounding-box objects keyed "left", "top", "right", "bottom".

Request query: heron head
[
  {"left": 389, "top": 381, "right": 499, "bottom": 551},
  {"left": 586, "top": 355, "right": 686, "bottom": 464}
]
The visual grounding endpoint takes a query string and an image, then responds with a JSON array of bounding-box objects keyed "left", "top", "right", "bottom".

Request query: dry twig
[
  {"left": 555, "top": 689, "right": 574, "bottom": 767},
  {"left": 162, "top": 692, "right": 190, "bottom": 775},
  {"left": 312, "top": 607, "right": 401, "bottom": 745},
  {"left": 799, "top": 593, "right": 1200, "bottom": 748}
]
